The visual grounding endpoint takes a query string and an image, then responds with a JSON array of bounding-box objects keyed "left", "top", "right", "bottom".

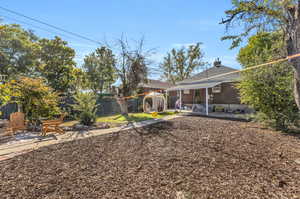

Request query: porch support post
[
  {"left": 166, "top": 90, "right": 168, "bottom": 110},
  {"left": 192, "top": 89, "right": 195, "bottom": 105},
  {"left": 179, "top": 90, "right": 182, "bottom": 110},
  {"left": 205, "top": 87, "right": 208, "bottom": 116}
]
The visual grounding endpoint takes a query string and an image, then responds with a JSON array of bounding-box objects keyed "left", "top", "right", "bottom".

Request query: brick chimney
[{"left": 213, "top": 58, "right": 222, "bottom": 67}]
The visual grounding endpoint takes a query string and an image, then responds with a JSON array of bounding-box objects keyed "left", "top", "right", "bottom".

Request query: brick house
[
  {"left": 138, "top": 79, "right": 174, "bottom": 93},
  {"left": 167, "top": 59, "right": 249, "bottom": 114}
]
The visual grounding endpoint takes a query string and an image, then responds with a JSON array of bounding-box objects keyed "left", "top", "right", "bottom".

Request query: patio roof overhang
[{"left": 167, "top": 81, "right": 222, "bottom": 91}]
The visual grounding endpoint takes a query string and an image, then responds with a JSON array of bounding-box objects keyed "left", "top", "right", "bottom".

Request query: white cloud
[
  {"left": 150, "top": 52, "right": 165, "bottom": 64},
  {"left": 172, "top": 43, "right": 195, "bottom": 48}
]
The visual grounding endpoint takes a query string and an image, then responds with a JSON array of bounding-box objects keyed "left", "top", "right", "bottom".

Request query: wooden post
[{"left": 205, "top": 87, "right": 208, "bottom": 116}]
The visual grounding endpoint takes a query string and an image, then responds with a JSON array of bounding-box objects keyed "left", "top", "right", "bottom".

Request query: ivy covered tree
[
  {"left": 237, "top": 32, "right": 299, "bottom": 129},
  {"left": 160, "top": 43, "right": 206, "bottom": 84},
  {"left": 220, "top": 0, "right": 300, "bottom": 110},
  {"left": 83, "top": 46, "right": 117, "bottom": 94}
]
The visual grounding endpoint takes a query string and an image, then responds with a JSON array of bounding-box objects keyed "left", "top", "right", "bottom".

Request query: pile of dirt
[{"left": 1, "top": 116, "right": 300, "bottom": 198}]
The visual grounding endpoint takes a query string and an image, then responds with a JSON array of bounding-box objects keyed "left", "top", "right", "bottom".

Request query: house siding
[
  {"left": 168, "top": 91, "right": 177, "bottom": 97},
  {"left": 212, "top": 82, "right": 240, "bottom": 104},
  {"left": 167, "top": 90, "right": 195, "bottom": 108},
  {"left": 140, "top": 87, "right": 165, "bottom": 93},
  {"left": 182, "top": 90, "right": 195, "bottom": 104},
  {"left": 179, "top": 82, "right": 240, "bottom": 105},
  {"left": 167, "top": 91, "right": 177, "bottom": 109}
]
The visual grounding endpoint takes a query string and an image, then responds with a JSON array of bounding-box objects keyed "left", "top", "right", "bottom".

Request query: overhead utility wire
[
  {"left": 188, "top": 53, "right": 300, "bottom": 83},
  {"left": 0, "top": 6, "right": 102, "bottom": 45},
  {"left": 0, "top": 14, "right": 76, "bottom": 40}
]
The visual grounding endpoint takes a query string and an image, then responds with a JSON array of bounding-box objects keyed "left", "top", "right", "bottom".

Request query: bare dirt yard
[{"left": 1, "top": 116, "right": 300, "bottom": 199}]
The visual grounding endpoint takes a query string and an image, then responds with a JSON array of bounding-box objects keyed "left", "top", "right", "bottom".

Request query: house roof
[
  {"left": 178, "top": 65, "right": 240, "bottom": 85},
  {"left": 167, "top": 64, "right": 240, "bottom": 91},
  {"left": 167, "top": 81, "right": 222, "bottom": 91},
  {"left": 139, "top": 79, "right": 174, "bottom": 89}
]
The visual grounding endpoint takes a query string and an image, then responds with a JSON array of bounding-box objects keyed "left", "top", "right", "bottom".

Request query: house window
[
  {"left": 212, "top": 85, "right": 221, "bottom": 93},
  {"left": 183, "top": 89, "right": 190, "bottom": 94}
]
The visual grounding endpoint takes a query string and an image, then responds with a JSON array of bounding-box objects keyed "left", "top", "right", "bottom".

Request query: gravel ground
[{"left": 1, "top": 116, "right": 300, "bottom": 199}]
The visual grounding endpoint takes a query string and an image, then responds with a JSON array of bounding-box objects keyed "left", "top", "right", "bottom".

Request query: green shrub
[
  {"left": 214, "top": 106, "right": 225, "bottom": 112},
  {"left": 79, "top": 111, "right": 96, "bottom": 126},
  {"left": 72, "top": 92, "right": 98, "bottom": 126},
  {"left": 238, "top": 32, "right": 299, "bottom": 130}
]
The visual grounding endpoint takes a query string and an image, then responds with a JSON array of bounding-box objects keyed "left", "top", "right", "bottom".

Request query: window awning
[{"left": 167, "top": 81, "right": 222, "bottom": 91}]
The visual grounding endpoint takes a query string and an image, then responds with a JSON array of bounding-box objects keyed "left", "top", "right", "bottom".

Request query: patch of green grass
[
  {"left": 96, "top": 112, "right": 176, "bottom": 123},
  {"left": 60, "top": 120, "right": 79, "bottom": 127},
  {"left": 61, "top": 112, "right": 177, "bottom": 127}
]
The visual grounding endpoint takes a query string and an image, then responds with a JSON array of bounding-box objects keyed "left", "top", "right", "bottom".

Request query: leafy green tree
[
  {"left": 73, "top": 67, "right": 89, "bottom": 90},
  {"left": 72, "top": 92, "right": 97, "bottom": 126},
  {"left": 1, "top": 77, "right": 61, "bottom": 122},
  {"left": 238, "top": 32, "right": 299, "bottom": 129},
  {"left": 83, "top": 46, "right": 117, "bottom": 94},
  {"left": 0, "top": 81, "right": 14, "bottom": 107},
  {"left": 0, "top": 24, "right": 39, "bottom": 77},
  {"left": 220, "top": 0, "right": 300, "bottom": 110},
  {"left": 38, "top": 36, "right": 78, "bottom": 94},
  {"left": 160, "top": 43, "right": 206, "bottom": 84}
]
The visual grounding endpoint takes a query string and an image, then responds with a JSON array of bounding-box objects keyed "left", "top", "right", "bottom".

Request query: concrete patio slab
[{"left": 184, "top": 111, "right": 251, "bottom": 121}]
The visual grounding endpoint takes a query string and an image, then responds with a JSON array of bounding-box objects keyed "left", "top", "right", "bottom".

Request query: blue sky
[{"left": 1, "top": 0, "right": 242, "bottom": 79}]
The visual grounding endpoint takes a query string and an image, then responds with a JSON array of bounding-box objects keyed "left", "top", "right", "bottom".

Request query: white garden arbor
[{"left": 143, "top": 92, "right": 167, "bottom": 113}]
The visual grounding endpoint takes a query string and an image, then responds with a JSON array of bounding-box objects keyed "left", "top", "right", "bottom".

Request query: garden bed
[{"left": 1, "top": 116, "right": 300, "bottom": 198}]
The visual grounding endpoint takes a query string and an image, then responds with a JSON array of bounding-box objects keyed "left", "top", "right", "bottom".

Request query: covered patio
[{"left": 167, "top": 81, "right": 222, "bottom": 116}]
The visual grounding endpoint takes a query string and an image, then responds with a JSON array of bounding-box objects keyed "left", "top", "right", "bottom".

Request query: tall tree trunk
[
  {"left": 287, "top": 1, "right": 300, "bottom": 110},
  {"left": 288, "top": 54, "right": 300, "bottom": 110},
  {"left": 116, "top": 97, "right": 128, "bottom": 115},
  {"left": 293, "top": 66, "right": 300, "bottom": 109}
]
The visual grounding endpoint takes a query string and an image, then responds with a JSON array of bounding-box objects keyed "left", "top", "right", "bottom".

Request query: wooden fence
[
  {"left": 0, "top": 97, "right": 142, "bottom": 120},
  {"left": 96, "top": 97, "right": 143, "bottom": 116}
]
